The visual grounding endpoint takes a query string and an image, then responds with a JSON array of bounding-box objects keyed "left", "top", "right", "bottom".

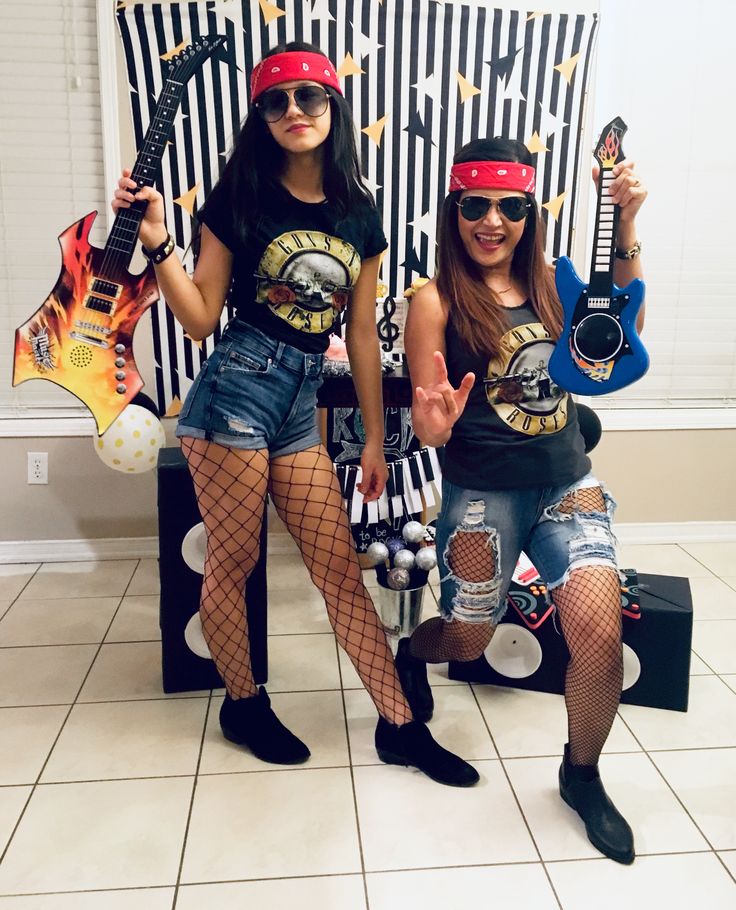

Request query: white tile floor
[{"left": 0, "top": 542, "right": 735, "bottom": 908}]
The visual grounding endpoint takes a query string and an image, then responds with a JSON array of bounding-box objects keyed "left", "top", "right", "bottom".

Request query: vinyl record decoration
[
  {"left": 448, "top": 554, "right": 693, "bottom": 713},
  {"left": 157, "top": 447, "right": 267, "bottom": 693}
]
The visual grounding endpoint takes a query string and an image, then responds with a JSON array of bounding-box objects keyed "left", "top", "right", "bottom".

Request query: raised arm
[
  {"left": 403, "top": 280, "right": 475, "bottom": 448},
  {"left": 596, "top": 159, "right": 648, "bottom": 333}
]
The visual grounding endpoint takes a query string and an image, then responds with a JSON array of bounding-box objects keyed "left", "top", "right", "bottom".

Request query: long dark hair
[
  {"left": 436, "top": 137, "right": 561, "bottom": 357},
  {"left": 208, "top": 41, "right": 374, "bottom": 248}
]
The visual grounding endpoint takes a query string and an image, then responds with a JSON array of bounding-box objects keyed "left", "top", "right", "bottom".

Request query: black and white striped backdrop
[{"left": 116, "top": 1, "right": 598, "bottom": 416}]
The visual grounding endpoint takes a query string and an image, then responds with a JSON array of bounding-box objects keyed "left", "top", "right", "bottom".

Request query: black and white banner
[{"left": 116, "top": 1, "right": 598, "bottom": 416}]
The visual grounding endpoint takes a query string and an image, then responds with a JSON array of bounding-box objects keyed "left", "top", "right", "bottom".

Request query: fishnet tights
[
  {"left": 411, "top": 485, "right": 623, "bottom": 766},
  {"left": 181, "top": 437, "right": 267, "bottom": 699},
  {"left": 552, "top": 566, "right": 623, "bottom": 766},
  {"left": 410, "top": 526, "right": 496, "bottom": 662},
  {"left": 269, "top": 446, "right": 412, "bottom": 726}
]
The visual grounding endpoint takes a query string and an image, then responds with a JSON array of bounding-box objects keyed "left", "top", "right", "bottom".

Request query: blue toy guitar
[{"left": 548, "top": 116, "right": 648, "bottom": 395}]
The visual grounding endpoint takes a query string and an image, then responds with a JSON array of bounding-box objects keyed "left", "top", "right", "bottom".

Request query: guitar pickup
[
  {"left": 69, "top": 331, "right": 110, "bottom": 348},
  {"left": 74, "top": 320, "right": 112, "bottom": 336},
  {"left": 91, "top": 278, "right": 122, "bottom": 299},
  {"left": 84, "top": 294, "right": 117, "bottom": 316},
  {"left": 588, "top": 297, "right": 611, "bottom": 309}
]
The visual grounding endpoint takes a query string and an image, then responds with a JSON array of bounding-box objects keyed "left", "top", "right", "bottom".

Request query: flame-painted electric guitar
[
  {"left": 548, "top": 116, "right": 648, "bottom": 395},
  {"left": 12, "top": 35, "right": 226, "bottom": 434}
]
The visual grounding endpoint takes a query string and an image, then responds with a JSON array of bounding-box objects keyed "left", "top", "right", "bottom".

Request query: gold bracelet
[{"left": 614, "top": 240, "right": 641, "bottom": 260}]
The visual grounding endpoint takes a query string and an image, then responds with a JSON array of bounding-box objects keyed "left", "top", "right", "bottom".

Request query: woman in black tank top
[{"left": 401, "top": 137, "right": 647, "bottom": 862}]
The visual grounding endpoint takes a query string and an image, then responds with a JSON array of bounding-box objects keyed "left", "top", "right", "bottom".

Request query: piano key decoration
[{"left": 334, "top": 445, "right": 443, "bottom": 552}]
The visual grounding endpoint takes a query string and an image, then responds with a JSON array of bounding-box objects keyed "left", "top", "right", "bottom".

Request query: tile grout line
[
  {"left": 467, "top": 682, "right": 565, "bottom": 910},
  {"left": 171, "top": 690, "right": 213, "bottom": 910},
  {"left": 0, "top": 563, "right": 44, "bottom": 624},
  {"left": 0, "top": 558, "right": 139, "bottom": 871},
  {"left": 333, "top": 633, "right": 371, "bottom": 910},
  {"left": 615, "top": 706, "right": 724, "bottom": 860}
]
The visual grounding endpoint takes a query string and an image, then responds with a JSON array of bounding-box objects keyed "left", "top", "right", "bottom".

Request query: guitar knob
[
  {"left": 115, "top": 358, "right": 125, "bottom": 368},
  {"left": 115, "top": 371, "right": 126, "bottom": 381},
  {"left": 116, "top": 384, "right": 127, "bottom": 394},
  {"left": 115, "top": 344, "right": 125, "bottom": 354}
]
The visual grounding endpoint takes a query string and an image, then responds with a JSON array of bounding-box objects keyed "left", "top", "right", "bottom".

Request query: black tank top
[{"left": 443, "top": 300, "right": 591, "bottom": 490}]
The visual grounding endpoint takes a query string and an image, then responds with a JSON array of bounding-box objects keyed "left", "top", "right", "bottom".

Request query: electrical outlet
[{"left": 27, "top": 452, "right": 48, "bottom": 485}]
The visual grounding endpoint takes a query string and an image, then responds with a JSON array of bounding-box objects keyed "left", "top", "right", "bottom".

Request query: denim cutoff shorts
[
  {"left": 175, "top": 320, "right": 324, "bottom": 457},
  {"left": 436, "top": 472, "right": 618, "bottom": 625}
]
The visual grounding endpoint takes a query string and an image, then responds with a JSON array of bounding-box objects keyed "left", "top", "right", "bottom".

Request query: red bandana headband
[
  {"left": 250, "top": 51, "right": 342, "bottom": 101},
  {"left": 448, "top": 161, "right": 536, "bottom": 194}
]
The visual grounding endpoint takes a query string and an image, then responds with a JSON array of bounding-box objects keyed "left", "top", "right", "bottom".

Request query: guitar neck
[
  {"left": 587, "top": 165, "right": 620, "bottom": 298},
  {"left": 101, "top": 79, "right": 186, "bottom": 277}
]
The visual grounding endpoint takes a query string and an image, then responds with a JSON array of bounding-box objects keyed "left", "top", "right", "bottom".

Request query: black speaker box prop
[
  {"left": 448, "top": 563, "right": 692, "bottom": 712},
  {"left": 157, "top": 447, "right": 268, "bottom": 693}
]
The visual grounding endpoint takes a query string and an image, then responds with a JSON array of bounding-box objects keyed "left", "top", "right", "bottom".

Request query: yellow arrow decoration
[
  {"left": 543, "top": 191, "right": 567, "bottom": 221},
  {"left": 258, "top": 0, "right": 285, "bottom": 25},
  {"left": 161, "top": 39, "right": 190, "bottom": 61},
  {"left": 526, "top": 131, "right": 549, "bottom": 154},
  {"left": 456, "top": 72, "right": 481, "bottom": 102},
  {"left": 174, "top": 182, "right": 201, "bottom": 217},
  {"left": 362, "top": 115, "right": 388, "bottom": 147},
  {"left": 554, "top": 53, "right": 581, "bottom": 85},
  {"left": 337, "top": 52, "right": 365, "bottom": 78},
  {"left": 165, "top": 397, "right": 183, "bottom": 418}
]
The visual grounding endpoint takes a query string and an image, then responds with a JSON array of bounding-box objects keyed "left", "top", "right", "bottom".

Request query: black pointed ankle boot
[
  {"left": 375, "top": 717, "right": 479, "bottom": 787},
  {"left": 219, "top": 687, "right": 310, "bottom": 765},
  {"left": 395, "top": 637, "right": 434, "bottom": 722},
  {"left": 559, "top": 744, "right": 635, "bottom": 864}
]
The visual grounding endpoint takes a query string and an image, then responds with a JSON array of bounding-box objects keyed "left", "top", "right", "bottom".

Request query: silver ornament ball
[
  {"left": 365, "top": 541, "right": 389, "bottom": 566},
  {"left": 393, "top": 548, "right": 416, "bottom": 570},
  {"left": 386, "top": 567, "right": 411, "bottom": 590},
  {"left": 401, "top": 520, "right": 426, "bottom": 544},
  {"left": 415, "top": 547, "right": 438, "bottom": 571}
]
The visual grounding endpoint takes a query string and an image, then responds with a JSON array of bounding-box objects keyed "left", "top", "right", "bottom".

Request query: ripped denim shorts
[
  {"left": 175, "top": 320, "right": 324, "bottom": 457},
  {"left": 435, "top": 473, "right": 618, "bottom": 625}
]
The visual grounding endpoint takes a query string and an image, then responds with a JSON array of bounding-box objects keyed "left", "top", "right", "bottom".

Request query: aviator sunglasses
[
  {"left": 456, "top": 195, "right": 532, "bottom": 223},
  {"left": 255, "top": 85, "right": 330, "bottom": 123}
]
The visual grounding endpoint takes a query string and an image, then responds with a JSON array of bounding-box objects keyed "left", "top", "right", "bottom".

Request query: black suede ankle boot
[
  {"left": 395, "top": 637, "right": 434, "bottom": 722},
  {"left": 559, "top": 743, "right": 635, "bottom": 864},
  {"left": 375, "top": 717, "right": 479, "bottom": 787},
  {"left": 219, "top": 687, "right": 310, "bottom": 765}
]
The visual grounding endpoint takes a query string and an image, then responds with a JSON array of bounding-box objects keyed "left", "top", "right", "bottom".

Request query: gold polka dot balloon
[{"left": 94, "top": 404, "right": 165, "bottom": 474}]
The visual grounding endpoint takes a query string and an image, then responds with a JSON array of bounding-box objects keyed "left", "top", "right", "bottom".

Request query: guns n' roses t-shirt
[
  {"left": 197, "top": 180, "right": 388, "bottom": 353},
  {"left": 443, "top": 300, "right": 591, "bottom": 490}
]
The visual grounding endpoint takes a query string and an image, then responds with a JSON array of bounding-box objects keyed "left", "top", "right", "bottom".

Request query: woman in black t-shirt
[
  {"left": 402, "top": 137, "right": 648, "bottom": 858},
  {"left": 111, "top": 42, "right": 477, "bottom": 787}
]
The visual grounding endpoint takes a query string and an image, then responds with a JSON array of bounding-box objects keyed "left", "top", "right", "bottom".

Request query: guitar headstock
[
  {"left": 164, "top": 35, "right": 227, "bottom": 85},
  {"left": 594, "top": 116, "right": 628, "bottom": 170}
]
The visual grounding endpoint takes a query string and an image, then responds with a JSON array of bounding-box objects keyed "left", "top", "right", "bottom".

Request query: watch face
[{"left": 255, "top": 230, "right": 361, "bottom": 334}]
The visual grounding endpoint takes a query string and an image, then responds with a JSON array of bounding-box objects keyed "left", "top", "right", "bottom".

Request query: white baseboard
[
  {"left": 1, "top": 521, "right": 735, "bottom": 565},
  {"left": 613, "top": 521, "right": 736, "bottom": 545},
  {"left": 0, "top": 537, "right": 161, "bottom": 565}
]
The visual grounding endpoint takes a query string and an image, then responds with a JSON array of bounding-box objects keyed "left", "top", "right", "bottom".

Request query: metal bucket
[{"left": 375, "top": 583, "right": 425, "bottom": 654}]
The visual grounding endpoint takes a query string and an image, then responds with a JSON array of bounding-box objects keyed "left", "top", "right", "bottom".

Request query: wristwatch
[{"left": 614, "top": 240, "right": 642, "bottom": 260}]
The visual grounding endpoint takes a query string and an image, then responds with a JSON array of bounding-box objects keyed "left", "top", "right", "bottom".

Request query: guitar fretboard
[
  {"left": 588, "top": 167, "right": 620, "bottom": 298},
  {"left": 99, "top": 79, "right": 185, "bottom": 279}
]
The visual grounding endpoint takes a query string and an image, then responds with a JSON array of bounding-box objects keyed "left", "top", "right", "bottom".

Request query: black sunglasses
[
  {"left": 456, "top": 195, "right": 532, "bottom": 223},
  {"left": 255, "top": 85, "right": 330, "bottom": 123}
]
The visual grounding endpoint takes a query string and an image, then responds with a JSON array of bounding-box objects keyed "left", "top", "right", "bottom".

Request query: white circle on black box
[
  {"left": 181, "top": 522, "right": 207, "bottom": 574},
  {"left": 622, "top": 643, "right": 641, "bottom": 690},
  {"left": 184, "top": 613, "right": 212, "bottom": 660},
  {"left": 485, "top": 625, "right": 543, "bottom": 679}
]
